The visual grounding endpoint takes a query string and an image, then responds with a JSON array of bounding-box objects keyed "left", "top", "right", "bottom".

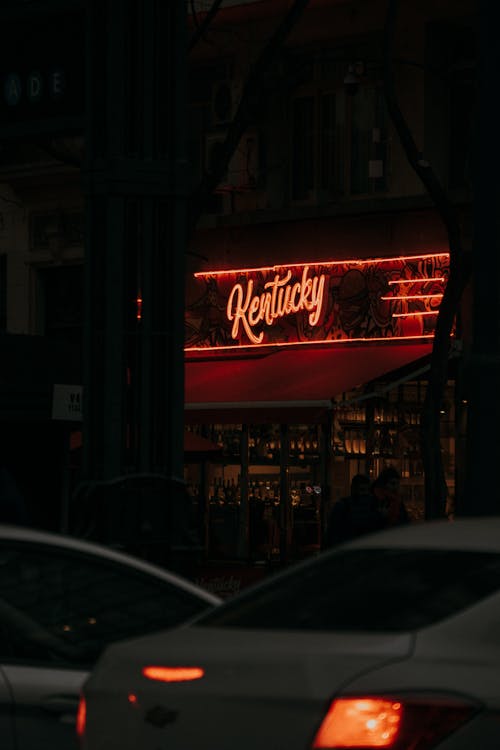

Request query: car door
[
  {"left": 1, "top": 663, "right": 85, "bottom": 750},
  {"left": 0, "top": 538, "right": 216, "bottom": 750},
  {"left": 0, "top": 665, "right": 15, "bottom": 749}
]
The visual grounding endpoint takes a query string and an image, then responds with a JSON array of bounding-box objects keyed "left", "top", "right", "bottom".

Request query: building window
[
  {"left": 188, "top": 59, "right": 234, "bottom": 191},
  {"left": 39, "top": 265, "right": 83, "bottom": 344},
  {"left": 448, "top": 61, "right": 475, "bottom": 190},
  {"left": 289, "top": 47, "right": 388, "bottom": 203}
]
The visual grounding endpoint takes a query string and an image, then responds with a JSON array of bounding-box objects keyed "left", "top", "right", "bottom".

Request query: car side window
[
  {"left": 0, "top": 541, "right": 208, "bottom": 667},
  {"left": 198, "top": 548, "right": 500, "bottom": 632}
]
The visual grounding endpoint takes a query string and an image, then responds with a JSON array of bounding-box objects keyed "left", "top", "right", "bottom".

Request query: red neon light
[
  {"left": 380, "top": 293, "right": 443, "bottom": 301},
  {"left": 388, "top": 276, "right": 444, "bottom": 285},
  {"left": 185, "top": 333, "right": 437, "bottom": 354},
  {"left": 227, "top": 265, "right": 326, "bottom": 345},
  {"left": 392, "top": 310, "right": 439, "bottom": 318},
  {"left": 194, "top": 251, "right": 450, "bottom": 278},
  {"left": 189, "top": 252, "right": 449, "bottom": 352},
  {"left": 136, "top": 296, "right": 143, "bottom": 320}
]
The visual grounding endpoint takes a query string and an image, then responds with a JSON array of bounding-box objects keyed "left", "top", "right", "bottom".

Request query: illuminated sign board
[
  {"left": 0, "top": 9, "right": 85, "bottom": 136},
  {"left": 185, "top": 252, "right": 449, "bottom": 352}
]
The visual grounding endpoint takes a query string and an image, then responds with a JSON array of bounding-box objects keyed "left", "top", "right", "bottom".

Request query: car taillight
[
  {"left": 76, "top": 694, "right": 86, "bottom": 740},
  {"left": 312, "top": 694, "right": 479, "bottom": 749},
  {"left": 142, "top": 666, "right": 205, "bottom": 683}
]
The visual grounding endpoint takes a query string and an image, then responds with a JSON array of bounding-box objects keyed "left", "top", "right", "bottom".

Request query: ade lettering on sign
[
  {"left": 0, "top": 8, "right": 85, "bottom": 133},
  {"left": 4, "top": 70, "right": 66, "bottom": 107}
]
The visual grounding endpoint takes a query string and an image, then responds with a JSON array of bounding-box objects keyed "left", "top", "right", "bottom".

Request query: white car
[
  {"left": 81, "top": 517, "right": 500, "bottom": 749},
  {"left": 0, "top": 524, "right": 220, "bottom": 750}
]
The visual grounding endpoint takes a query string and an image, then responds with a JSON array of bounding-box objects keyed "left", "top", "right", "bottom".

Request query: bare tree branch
[
  {"left": 189, "top": 0, "right": 311, "bottom": 234},
  {"left": 383, "top": 0, "right": 472, "bottom": 518},
  {"left": 189, "top": 0, "right": 224, "bottom": 51}
]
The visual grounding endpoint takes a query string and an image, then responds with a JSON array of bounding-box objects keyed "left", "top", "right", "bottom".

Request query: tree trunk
[{"left": 382, "top": 0, "right": 472, "bottom": 518}]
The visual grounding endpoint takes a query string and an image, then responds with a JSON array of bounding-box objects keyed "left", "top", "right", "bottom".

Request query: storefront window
[
  {"left": 184, "top": 379, "right": 456, "bottom": 570},
  {"left": 184, "top": 420, "right": 327, "bottom": 565},
  {"left": 331, "top": 378, "right": 455, "bottom": 520}
]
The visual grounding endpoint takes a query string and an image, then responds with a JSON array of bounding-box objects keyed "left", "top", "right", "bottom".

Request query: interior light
[{"left": 142, "top": 666, "right": 205, "bottom": 683}]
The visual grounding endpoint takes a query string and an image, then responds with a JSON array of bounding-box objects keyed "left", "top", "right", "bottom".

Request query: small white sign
[{"left": 52, "top": 384, "right": 83, "bottom": 421}]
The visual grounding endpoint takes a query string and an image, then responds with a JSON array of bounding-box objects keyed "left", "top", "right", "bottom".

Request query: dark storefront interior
[{"left": 184, "top": 370, "right": 457, "bottom": 571}]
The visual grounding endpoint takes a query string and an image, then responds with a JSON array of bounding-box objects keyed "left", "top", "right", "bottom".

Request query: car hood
[{"left": 83, "top": 625, "right": 413, "bottom": 750}]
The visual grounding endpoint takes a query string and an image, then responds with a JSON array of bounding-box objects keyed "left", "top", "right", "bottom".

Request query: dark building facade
[{"left": 0, "top": 0, "right": 476, "bottom": 590}]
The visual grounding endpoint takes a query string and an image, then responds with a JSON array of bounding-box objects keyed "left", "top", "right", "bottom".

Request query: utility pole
[
  {"left": 460, "top": 2, "right": 500, "bottom": 515},
  {"left": 81, "top": 1, "right": 188, "bottom": 561}
]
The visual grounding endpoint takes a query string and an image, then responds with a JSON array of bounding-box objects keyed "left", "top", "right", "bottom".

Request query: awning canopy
[
  {"left": 185, "top": 342, "right": 432, "bottom": 423},
  {"left": 183, "top": 430, "right": 223, "bottom": 458}
]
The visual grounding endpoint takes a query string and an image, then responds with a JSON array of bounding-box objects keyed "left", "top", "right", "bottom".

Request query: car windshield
[{"left": 197, "top": 548, "right": 500, "bottom": 632}]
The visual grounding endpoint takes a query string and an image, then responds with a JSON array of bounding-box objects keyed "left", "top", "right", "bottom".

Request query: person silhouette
[
  {"left": 324, "top": 474, "right": 385, "bottom": 547},
  {"left": 372, "top": 466, "right": 409, "bottom": 526},
  {"left": 0, "top": 465, "right": 29, "bottom": 525}
]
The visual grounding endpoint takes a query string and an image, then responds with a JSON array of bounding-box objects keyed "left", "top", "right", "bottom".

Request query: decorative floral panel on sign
[{"left": 185, "top": 252, "right": 449, "bottom": 352}]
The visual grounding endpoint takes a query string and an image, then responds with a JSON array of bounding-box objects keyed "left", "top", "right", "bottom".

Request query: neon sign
[
  {"left": 185, "top": 252, "right": 450, "bottom": 352},
  {"left": 227, "top": 266, "right": 326, "bottom": 344}
]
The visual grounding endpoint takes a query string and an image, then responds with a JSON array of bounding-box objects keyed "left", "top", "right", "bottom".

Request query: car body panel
[
  {"left": 83, "top": 627, "right": 413, "bottom": 750},
  {"left": 0, "top": 524, "right": 220, "bottom": 750},
  {"left": 3, "top": 665, "right": 85, "bottom": 750},
  {"left": 81, "top": 518, "right": 500, "bottom": 750},
  {"left": 340, "top": 517, "right": 500, "bottom": 552},
  {"left": 0, "top": 665, "right": 15, "bottom": 749}
]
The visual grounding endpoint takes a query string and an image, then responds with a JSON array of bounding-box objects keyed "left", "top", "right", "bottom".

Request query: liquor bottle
[{"left": 216, "top": 478, "right": 226, "bottom": 505}]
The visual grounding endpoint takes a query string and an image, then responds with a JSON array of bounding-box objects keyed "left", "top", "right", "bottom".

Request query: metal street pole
[
  {"left": 460, "top": 2, "right": 500, "bottom": 515},
  {"left": 80, "top": 0, "right": 188, "bottom": 561}
]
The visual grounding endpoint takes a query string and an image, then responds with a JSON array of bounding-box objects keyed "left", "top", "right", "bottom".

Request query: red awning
[{"left": 185, "top": 342, "right": 432, "bottom": 422}]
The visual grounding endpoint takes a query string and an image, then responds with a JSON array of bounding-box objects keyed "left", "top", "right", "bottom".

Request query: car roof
[
  {"left": 0, "top": 523, "right": 221, "bottom": 605},
  {"left": 339, "top": 517, "right": 500, "bottom": 552}
]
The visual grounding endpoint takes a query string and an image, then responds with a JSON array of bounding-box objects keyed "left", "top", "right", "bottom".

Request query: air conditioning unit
[
  {"left": 212, "top": 81, "right": 235, "bottom": 125},
  {"left": 211, "top": 78, "right": 244, "bottom": 125},
  {"left": 204, "top": 130, "right": 260, "bottom": 190}
]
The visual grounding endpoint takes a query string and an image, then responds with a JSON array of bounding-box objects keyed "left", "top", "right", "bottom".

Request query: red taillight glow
[
  {"left": 312, "top": 694, "right": 479, "bottom": 750},
  {"left": 142, "top": 666, "right": 205, "bottom": 683},
  {"left": 313, "top": 697, "right": 402, "bottom": 748},
  {"left": 76, "top": 695, "right": 86, "bottom": 739}
]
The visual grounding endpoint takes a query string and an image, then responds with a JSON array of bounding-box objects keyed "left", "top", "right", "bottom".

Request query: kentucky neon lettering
[{"left": 227, "top": 266, "right": 326, "bottom": 344}]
